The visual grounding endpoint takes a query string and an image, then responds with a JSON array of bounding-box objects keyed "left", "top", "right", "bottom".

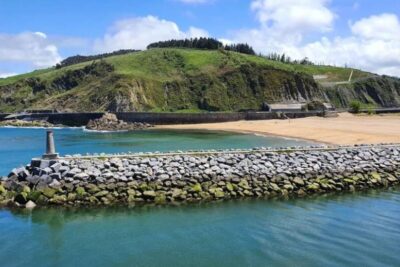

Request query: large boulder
[{"left": 86, "top": 113, "right": 153, "bottom": 131}]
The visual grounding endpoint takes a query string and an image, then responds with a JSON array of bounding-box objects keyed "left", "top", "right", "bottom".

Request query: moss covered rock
[
  {"left": 41, "top": 188, "right": 56, "bottom": 198},
  {"left": 191, "top": 183, "right": 202, "bottom": 193}
]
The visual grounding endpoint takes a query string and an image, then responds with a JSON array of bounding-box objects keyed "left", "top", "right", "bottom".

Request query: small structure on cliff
[
  {"left": 267, "top": 103, "right": 303, "bottom": 112},
  {"left": 262, "top": 102, "right": 335, "bottom": 113},
  {"left": 86, "top": 113, "right": 153, "bottom": 131}
]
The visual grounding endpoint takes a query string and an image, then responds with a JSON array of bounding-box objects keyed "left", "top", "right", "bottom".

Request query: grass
[
  {"left": 0, "top": 48, "right": 373, "bottom": 87},
  {"left": 106, "top": 48, "right": 373, "bottom": 82}
]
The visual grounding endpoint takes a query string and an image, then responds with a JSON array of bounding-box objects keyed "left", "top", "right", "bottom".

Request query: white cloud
[
  {"left": 229, "top": 0, "right": 336, "bottom": 54},
  {"left": 94, "top": 16, "right": 209, "bottom": 52},
  {"left": 187, "top": 27, "right": 209, "bottom": 38},
  {"left": 251, "top": 0, "right": 335, "bottom": 34},
  {"left": 0, "top": 32, "right": 62, "bottom": 67},
  {"left": 297, "top": 14, "right": 400, "bottom": 76},
  {"left": 226, "top": 1, "right": 400, "bottom": 77},
  {"left": 351, "top": 13, "right": 400, "bottom": 41},
  {"left": 0, "top": 72, "right": 17, "bottom": 78},
  {"left": 218, "top": 38, "right": 234, "bottom": 45},
  {"left": 295, "top": 36, "right": 400, "bottom": 76}
]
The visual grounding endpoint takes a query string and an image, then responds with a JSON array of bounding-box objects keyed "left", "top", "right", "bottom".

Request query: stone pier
[{"left": 1, "top": 144, "right": 399, "bottom": 208}]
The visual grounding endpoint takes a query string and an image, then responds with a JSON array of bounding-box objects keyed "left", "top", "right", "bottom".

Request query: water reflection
[
  {"left": 1, "top": 188, "right": 400, "bottom": 267},
  {"left": 8, "top": 187, "right": 400, "bottom": 227}
]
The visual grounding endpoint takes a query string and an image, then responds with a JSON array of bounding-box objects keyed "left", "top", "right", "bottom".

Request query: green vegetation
[
  {"left": 349, "top": 100, "right": 362, "bottom": 113},
  {"left": 349, "top": 100, "right": 378, "bottom": 114},
  {"left": 147, "top": 37, "right": 255, "bottom": 55},
  {"left": 0, "top": 48, "right": 398, "bottom": 112},
  {"left": 56, "top": 49, "right": 140, "bottom": 68}
]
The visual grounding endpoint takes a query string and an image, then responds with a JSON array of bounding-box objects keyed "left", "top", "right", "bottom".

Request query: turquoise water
[
  {"left": 1, "top": 127, "right": 400, "bottom": 267},
  {"left": 0, "top": 127, "right": 313, "bottom": 176},
  {"left": 1, "top": 190, "right": 400, "bottom": 267}
]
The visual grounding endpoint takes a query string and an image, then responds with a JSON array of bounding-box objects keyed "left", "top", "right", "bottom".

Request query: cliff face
[
  {"left": 159, "top": 64, "right": 325, "bottom": 112},
  {"left": 325, "top": 76, "right": 400, "bottom": 108},
  {"left": 0, "top": 62, "right": 326, "bottom": 112},
  {"left": 0, "top": 62, "right": 120, "bottom": 112}
]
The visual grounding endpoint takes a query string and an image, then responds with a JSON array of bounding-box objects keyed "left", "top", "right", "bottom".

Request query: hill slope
[{"left": 0, "top": 48, "right": 399, "bottom": 112}]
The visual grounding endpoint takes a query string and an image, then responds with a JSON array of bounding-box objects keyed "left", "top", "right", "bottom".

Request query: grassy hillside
[{"left": 0, "top": 48, "right": 397, "bottom": 112}]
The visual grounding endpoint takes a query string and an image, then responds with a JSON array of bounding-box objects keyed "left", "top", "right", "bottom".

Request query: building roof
[{"left": 268, "top": 103, "right": 303, "bottom": 110}]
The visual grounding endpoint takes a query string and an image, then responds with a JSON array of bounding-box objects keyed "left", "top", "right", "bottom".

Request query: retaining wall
[
  {"left": 359, "top": 108, "right": 400, "bottom": 114},
  {"left": 0, "top": 111, "right": 325, "bottom": 126},
  {"left": 1, "top": 145, "right": 399, "bottom": 208}
]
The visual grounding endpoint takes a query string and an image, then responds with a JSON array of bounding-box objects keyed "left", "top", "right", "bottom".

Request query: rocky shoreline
[
  {"left": 0, "top": 119, "right": 56, "bottom": 128},
  {"left": 0, "top": 145, "right": 399, "bottom": 208},
  {"left": 86, "top": 113, "right": 152, "bottom": 131}
]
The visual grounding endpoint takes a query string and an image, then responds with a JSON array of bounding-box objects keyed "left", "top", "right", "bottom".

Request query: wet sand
[{"left": 157, "top": 113, "right": 400, "bottom": 145}]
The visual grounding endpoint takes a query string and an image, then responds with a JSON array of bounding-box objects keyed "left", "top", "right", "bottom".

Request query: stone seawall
[
  {"left": 0, "top": 111, "right": 325, "bottom": 126},
  {"left": 1, "top": 145, "right": 399, "bottom": 208}
]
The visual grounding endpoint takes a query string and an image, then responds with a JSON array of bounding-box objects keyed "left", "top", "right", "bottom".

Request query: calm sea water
[
  {"left": 1, "top": 127, "right": 399, "bottom": 267},
  {"left": 1, "top": 191, "right": 400, "bottom": 267}
]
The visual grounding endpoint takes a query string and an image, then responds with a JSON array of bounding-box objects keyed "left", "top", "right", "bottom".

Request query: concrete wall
[
  {"left": 117, "top": 111, "right": 324, "bottom": 124},
  {"left": 360, "top": 108, "right": 400, "bottom": 114},
  {"left": 40, "top": 113, "right": 104, "bottom": 126},
  {"left": 117, "top": 112, "right": 249, "bottom": 124},
  {"left": 0, "top": 111, "right": 325, "bottom": 126}
]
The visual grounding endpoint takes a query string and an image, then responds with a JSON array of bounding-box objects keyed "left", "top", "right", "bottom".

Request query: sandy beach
[{"left": 158, "top": 113, "right": 400, "bottom": 145}]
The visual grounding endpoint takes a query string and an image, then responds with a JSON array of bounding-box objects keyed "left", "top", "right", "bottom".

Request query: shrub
[
  {"left": 366, "top": 105, "right": 377, "bottom": 115},
  {"left": 349, "top": 100, "right": 362, "bottom": 113}
]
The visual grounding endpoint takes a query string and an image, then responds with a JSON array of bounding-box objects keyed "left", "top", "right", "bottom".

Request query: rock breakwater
[{"left": 1, "top": 145, "right": 399, "bottom": 208}]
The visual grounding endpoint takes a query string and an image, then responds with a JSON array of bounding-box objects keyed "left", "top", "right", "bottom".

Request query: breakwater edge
[{"left": 1, "top": 140, "right": 399, "bottom": 208}]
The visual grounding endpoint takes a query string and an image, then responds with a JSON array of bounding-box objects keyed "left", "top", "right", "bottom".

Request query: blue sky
[{"left": 0, "top": 0, "right": 399, "bottom": 76}]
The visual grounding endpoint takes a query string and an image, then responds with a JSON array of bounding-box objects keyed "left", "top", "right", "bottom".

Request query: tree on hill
[
  {"left": 147, "top": 38, "right": 256, "bottom": 55},
  {"left": 147, "top": 37, "right": 223, "bottom": 50},
  {"left": 55, "top": 49, "right": 140, "bottom": 69},
  {"left": 264, "top": 53, "right": 314, "bottom": 65},
  {"left": 224, "top": 43, "right": 255, "bottom": 55}
]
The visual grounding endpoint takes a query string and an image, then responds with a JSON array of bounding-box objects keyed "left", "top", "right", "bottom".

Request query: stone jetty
[{"left": 1, "top": 144, "right": 399, "bottom": 208}]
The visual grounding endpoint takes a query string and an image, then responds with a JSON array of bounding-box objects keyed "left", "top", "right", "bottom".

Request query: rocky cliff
[{"left": 325, "top": 76, "right": 400, "bottom": 108}]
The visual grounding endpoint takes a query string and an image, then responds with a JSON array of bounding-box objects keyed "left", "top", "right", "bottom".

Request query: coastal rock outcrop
[
  {"left": 0, "top": 145, "right": 399, "bottom": 208},
  {"left": 0, "top": 119, "right": 55, "bottom": 128},
  {"left": 86, "top": 113, "right": 152, "bottom": 131}
]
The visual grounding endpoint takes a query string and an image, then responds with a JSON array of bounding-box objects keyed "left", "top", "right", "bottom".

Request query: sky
[{"left": 0, "top": 0, "right": 399, "bottom": 77}]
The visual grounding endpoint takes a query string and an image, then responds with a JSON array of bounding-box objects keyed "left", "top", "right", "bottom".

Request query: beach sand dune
[{"left": 158, "top": 113, "right": 400, "bottom": 145}]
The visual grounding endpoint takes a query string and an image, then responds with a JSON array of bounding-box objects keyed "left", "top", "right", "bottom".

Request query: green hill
[{"left": 0, "top": 48, "right": 399, "bottom": 112}]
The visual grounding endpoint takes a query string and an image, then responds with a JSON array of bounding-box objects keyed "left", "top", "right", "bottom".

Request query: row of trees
[
  {"left": 263, "top": 52, "right": 315, "bottom": 65},
  {"left": 147, "top": 38, "right": 255, "bottom": 55},
  {"left": 224, "top": 43, "right": 255, "bottom": 55},
  {"left": 55, "top": 49, "right": 140, "bottom": 69},
  {"left": 55, "top": 38, "right": 318, "bottom": 68},
  {"left": 148, "top": 37, "right": 222, "bottom": 50}
]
